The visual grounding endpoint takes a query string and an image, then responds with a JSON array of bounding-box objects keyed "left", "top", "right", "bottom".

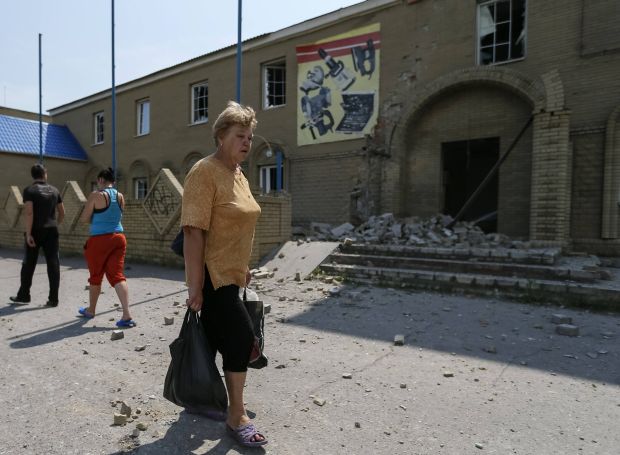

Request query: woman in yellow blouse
[{"left": 181, "top": 101, "right": 266, "bottom": 447}]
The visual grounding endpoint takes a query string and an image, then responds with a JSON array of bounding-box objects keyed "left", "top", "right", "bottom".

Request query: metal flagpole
[
  {"left": 38, "top": 33, "right": 43, "bottom": 164},
  {"left": 111, "top": 0, "right": 117, "bottom": 182},
  {"left": 236, "top": 0, "right": 242, "bottom": 102}
]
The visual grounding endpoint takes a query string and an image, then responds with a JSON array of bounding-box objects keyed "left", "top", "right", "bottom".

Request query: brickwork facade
[
  {"left": 0, "top": 170, "right": 291, "bottom": 269},
  {"left": 1, "top": 0, "right": 619, "bottom": 254}
]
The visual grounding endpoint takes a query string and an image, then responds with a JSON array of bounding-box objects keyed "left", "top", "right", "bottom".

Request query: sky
[{"left": 0, "top": 0, "right": 364, "bottom": 113}]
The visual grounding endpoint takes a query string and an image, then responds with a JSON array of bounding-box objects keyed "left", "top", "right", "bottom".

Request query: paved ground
[{"left": 1, "top": 247, "right": 619, "bottom": 455}]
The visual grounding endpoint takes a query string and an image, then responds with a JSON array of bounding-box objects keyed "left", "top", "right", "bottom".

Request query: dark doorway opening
[{"left": 442, "top": 137, "right": 499, "bottom": 232}]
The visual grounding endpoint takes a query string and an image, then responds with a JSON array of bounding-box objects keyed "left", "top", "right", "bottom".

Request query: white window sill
[
  {"left": 189, "top": 119, "right": 208, "bottom": 127},
  {"left": 134, "top": 132, "right": 150, "bottom": 138},
  {"left": 263, "top": 104, "right": 286, "bottom": 111},
  {"left": 92, "top": 142, "right": 104, "bottom": 147}
]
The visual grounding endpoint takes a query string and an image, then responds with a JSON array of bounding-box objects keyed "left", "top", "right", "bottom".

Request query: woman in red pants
[{"left": 78, "top": 167, "right": 135, "bottom": 328}]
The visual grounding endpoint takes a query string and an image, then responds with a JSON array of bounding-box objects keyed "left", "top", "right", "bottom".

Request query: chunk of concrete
[{"left": 556, "top": 324, "right": 579, "bottom": 337}]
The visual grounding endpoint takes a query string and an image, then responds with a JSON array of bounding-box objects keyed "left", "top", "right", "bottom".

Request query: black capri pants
[{"left": 200, "top": 266, "right": 255, "bottom": 373}]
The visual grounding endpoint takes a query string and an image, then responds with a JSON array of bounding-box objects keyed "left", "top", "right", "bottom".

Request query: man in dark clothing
[{"left": 10, "top": 164, "right": 65, "bottom": 306}]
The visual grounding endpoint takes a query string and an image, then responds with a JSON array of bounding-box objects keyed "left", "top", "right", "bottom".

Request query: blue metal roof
[{"left": 0, "top": 114, "right": 88, "bottom": 161}]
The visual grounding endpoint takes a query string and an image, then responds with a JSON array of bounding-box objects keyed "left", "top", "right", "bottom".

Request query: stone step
[
  {"left": 341, "top": 243, "right": 560, "bottom": 265},
  {"left": 318, "top": 263, "right": 620, "bottom": 308},
  {"left": 327, "top": 252, "right": 600, "bottom": 283}
]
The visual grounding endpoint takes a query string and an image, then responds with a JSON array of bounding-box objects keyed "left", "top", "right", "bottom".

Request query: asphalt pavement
[{"left": 0, "top": 247, "right": 619, "bottom": 455}]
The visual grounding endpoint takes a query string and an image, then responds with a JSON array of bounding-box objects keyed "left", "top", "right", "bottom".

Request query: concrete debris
[
  {"left": 120, "top": 401, "right": 132, "bottom": 417},
  {"left": 313, "top": 397, "right": 326, "bottom": 406},
  {"left": 394, "top": 334, "right": 405, "bottom": 346},
  {"left": 134, "top": 345, "right": 146, "bottom": 352},
  {"left": 136, "top": 422, "right": 148, "bottom": 431},
  {"left": 113, "top": 413, "right": 128, "bottom": 426},
  {"left": 164, "top": 317, "right": 174, "bottom": 326},
  {"left": 306, "top": 212, "right": 526, "bottom": 249},
  {"left": 328, "top": 287, "right": 342, "bottom": 296},
  {"left": 111, "top": 330, "right": 124, "bottom": 341},
  {"left": 331, "top": 222, "right": 354, "bottom": 238},
  {"left": 556, "top": 324, "right": 579, "bottom": 337},
  {"left": 342, "top": 373, "right": 352, "bottom": 379},
  {"left": 131, "top": 428, "right": 140, "bottom": 437}
]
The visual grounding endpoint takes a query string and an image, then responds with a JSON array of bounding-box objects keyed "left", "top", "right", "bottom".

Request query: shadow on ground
[
  {"left": 109, "top": 410, "right": 266, "bottom": 455},
  {"left": 4, "top": 290, "right": 186, "bottom": 349},
  {"left": 279, "top": 284, "right": 620, "bottom": 386}
]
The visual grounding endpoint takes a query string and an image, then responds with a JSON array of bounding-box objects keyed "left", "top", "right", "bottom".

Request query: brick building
[{"left": 2, "top": 0, "right": 620, "bottom": 255}]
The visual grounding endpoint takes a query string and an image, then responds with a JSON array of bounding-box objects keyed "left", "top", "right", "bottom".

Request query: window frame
[
  {"left": 133, "top": 177, "right": 148, "bottom": 200},
  {"left": 262, "top": 59, "right": 287, "bottom": 110},
  {"left": 476, "top": 0, "right": 527, "bottom": 66},
  {"left": 136, "top": 99, "right": 150, "bottom": 136},
  {"left": 259, "top": 163, "right": 285, "bottom": 194},
  {"left": 191, "top": 82, "right": 209, "bottom": 125},
  {"left": 94, "top": 111, "right": 104, "bottom": 145}
]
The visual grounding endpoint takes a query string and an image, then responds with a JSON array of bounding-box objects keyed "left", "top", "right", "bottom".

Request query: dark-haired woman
[{"left": 78, "top": 168, "right": 136, "bottom": 327}]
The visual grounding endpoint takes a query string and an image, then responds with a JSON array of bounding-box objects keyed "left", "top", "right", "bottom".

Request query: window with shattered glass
[{"left": 477, "top": 0, "right": 526, "bottom": 65}]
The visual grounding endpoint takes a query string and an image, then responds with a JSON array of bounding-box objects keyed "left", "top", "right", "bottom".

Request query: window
[
  {"left": 133, "top": 177, "right": 148, "bottom": 200},
  {"left": 137, "top": 99, "right": 150, "bottom": 136},
  {"left": 259, "top": 164, "right": 284, "bottom": 193},
  {"left": 191, "top": 82, "right": 208, "bottom": 124},
  {"left": 94, "top": 111, "right": 104, "bottom": 144},
  {"left": 262, "top": 60, "right": 286, "bottom": 109},
  {"left": 477, "top": 0, "right": 526, "bottom": 65}
]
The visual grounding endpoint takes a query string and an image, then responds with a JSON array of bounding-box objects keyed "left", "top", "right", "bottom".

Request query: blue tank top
[{"left": 90, "top": 188, "right": 124, "bottom": 235}]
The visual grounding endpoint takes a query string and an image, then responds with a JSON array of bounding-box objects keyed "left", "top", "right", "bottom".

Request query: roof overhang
[{"left": 49, "top": 0, "right": 398, "bottom": 115}]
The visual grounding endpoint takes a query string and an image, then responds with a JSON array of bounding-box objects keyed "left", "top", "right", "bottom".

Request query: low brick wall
[{"left": 0, "top": 169, "right": 292, "bottom": 268}]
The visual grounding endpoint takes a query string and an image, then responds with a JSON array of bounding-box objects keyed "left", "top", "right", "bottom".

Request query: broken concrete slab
[{"left": 261, "top": 240, "right": 339, "bottom": 281}]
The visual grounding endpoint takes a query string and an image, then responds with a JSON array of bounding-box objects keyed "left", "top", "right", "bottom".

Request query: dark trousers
[
  {"left": 18, "top": 227, "right": 60, "bottom": 302},
  {"left": 200, "top": 266, "right": 254, "bottom": 373}
]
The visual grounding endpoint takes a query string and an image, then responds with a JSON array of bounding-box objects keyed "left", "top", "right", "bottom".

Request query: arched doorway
[{"left": 402, "top": 83, "right": 532, "bottom": 237}]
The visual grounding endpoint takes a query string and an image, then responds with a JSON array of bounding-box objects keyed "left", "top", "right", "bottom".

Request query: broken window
[
  {"left": 262, "top": 59, "right": 286, "bottom": 109},
  {"left": 477, "top": 0, "right": 526, "bottom": 65}
]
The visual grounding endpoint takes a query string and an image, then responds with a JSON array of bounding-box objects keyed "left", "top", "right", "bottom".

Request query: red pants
[{"left": 84, "top": 233, "right": 127, "bottom": 286}]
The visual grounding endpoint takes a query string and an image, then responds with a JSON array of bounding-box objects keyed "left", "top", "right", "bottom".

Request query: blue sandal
[
  {"left": 78, "top": 307, "right": 94, "bottom": 319},
  {"left": 116, "top": 318, "right": 137, "bottom": 328}
]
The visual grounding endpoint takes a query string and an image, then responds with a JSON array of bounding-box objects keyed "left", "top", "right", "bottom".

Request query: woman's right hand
[{"left": 187, "top": 286, "right": 203, "bottom": 312}]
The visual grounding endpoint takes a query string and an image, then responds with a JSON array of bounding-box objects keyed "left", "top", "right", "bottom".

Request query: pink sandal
[{"left": 226, "top": 422, "right": 268, "bottom": 447}]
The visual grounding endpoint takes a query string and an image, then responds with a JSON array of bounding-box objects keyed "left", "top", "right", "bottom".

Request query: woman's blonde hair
[{"left": 212, "top": 101, "right": 258, "bottom": 147}]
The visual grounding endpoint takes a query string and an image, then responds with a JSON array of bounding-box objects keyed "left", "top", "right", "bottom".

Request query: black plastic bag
[
  {"left": 170, "top": 229, "right": 184, "bottom": 257},
  {"left": 163, "top": 309, "right": 228, "bottom": 413},
  {"left": 242, "top": 288, "right": 268, "bottom": 369}
]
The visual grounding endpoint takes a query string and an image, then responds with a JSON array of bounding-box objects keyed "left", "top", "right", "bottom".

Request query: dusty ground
[{"left": 1, "top": 247, "right": 619, "bottom": 455}]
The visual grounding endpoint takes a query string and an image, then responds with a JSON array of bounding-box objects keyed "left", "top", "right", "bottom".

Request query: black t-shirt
[{"left": 23, "top": 181, "right": 63, "bottom": 229}]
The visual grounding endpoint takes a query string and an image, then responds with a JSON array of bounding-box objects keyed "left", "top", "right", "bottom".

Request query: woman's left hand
[{"left": 245, "top": 268, "right": 252, "bottom": 286}]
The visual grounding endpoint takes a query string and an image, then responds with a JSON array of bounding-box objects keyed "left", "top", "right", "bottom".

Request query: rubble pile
[{"left": 307, "top": 213, "right": 528, "bottom": 249}]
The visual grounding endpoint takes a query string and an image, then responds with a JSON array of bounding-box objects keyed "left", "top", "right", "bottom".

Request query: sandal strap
[{"left": 235, "top": 423, "right": 264, "bottom": 441}]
